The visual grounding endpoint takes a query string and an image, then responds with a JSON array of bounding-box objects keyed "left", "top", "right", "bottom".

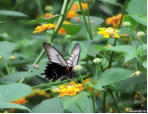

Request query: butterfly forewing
[
  {"left": 67, "top": 43, "right": 81, "bottom": 67},
  {"left": 43, "top": 42, "right": 68, "bottom": 66}
]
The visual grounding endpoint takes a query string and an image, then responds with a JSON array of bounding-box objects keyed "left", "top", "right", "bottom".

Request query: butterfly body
[
  {"left": 42, "top": 42, "right": 80, "bottom": 81},
  {"left": 44, "top": 63, "right": 74, "bottom": 81}
]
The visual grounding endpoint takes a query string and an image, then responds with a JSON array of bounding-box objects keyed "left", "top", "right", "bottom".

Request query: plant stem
[
  {"left": 92, "top": 90, "right": 96, "bottom": 112},
  {"left": 108, "top": 0, "right": 127, "bottom": 68},
  {"left": 4, "top": 62, "right": 9, "bottom": 74},
  {"left": 36, "top": 0, "right": 43, "bottom": 16},
  {"left": 95, "top": 64, "right": 98, "bottom": 79},
  {"left": 109, "top": 90, "right": 120, "bottom": 112},
  {"left": 103, "top": 90, "right": 106, "bottom": 112},
  {"left": 78, "top": 71, "right": 84, "bottom": 83},
  {"left": 79, "top": 0, "right": 93, "bottom": 40}
]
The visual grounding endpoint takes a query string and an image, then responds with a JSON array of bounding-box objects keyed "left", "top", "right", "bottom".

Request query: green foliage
[
  {"left": 62, "top": 92, "right": 94, "bottom": 113},
  {"left": 0, "top": 10, "right": 28, "bottom": 17},
  {"left": 128, "top": 0, "right": 147, "bottom": 26},
  {"left": 95, "top": 45, "right": 137, "bottom": 63},
  {"left": 32, "top": 97, "right": 63, "bottom": 113},
  {"left": 0, "top": 102, "right": 31, "bottom": 112},
  {"left": 28, "top": 15, "right": 60, "bottom": 24},
  {"left": 62, "top": 24, "right": 81, "bottom": 35},
  {"left": 0, "top": 72, "right": 35, "bottom": 84},
  {"left": 0, "top": 83, "right": 32, "bottom": 102},
  {"left": 0, "top": 41, "right": 16, "bottom": 58},
  {"left": 95, "top": 68, "right": 133, "bottom": 90},
  {"left": 0, "top": 0, "right": 146, "bottom": 113}
]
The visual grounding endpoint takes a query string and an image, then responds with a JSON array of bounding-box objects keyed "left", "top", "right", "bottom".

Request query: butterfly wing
[
  {"left": 43, "top": 42, "right": 68, "bottom": 66},
  {"left": 67, "top": 43, "right": 81, "bottom": 67}
]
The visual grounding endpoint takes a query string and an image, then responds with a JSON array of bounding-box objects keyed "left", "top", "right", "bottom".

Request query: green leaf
[
  {"left": 95, "top": 45, "right": 137, "bottom": 63},
  {"left": 0, "top": 102, "right": 31, "bottom": 112},
  {"left": 85, "top": 16, "right": 104, "bottom": 25},
  {"left": 62, "top": 24, "right": 81, "bottom": 35},
  {"left": 0, "top": 83, "right": 32, "bottom": 102},
  {"left": 0, "top": 71, "right": 35, "bottom": 84},
  {"left": 62, "top": 92, "right": 94, "bottom": 113},
  {"left": 136, "top": 44, "right": 147, "bottom": 57},
  {"left": 0, "top": 10, "right": 27, "bottom": 17},
  {"left": 32, "top": 97, "right": 63, "bottom": 113},
  {"left": 0, "top": 41, "right": 16, "bottom": 58},
  {"left": 128, "top": 0, "right": 147, "bottom": 26},
  {"left": 95, "top": 68, "right": 133, "bottom": 90},
  {"left": 28, "top": 15, "right": 60, "bottom": 24},
  {"left": 98, "top": 0, "right": 122, "bottom": 7}
]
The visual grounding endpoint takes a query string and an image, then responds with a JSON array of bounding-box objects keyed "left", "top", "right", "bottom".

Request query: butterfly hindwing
[{"left": 67, "top": 43, "right": 81, "bottom": 67}]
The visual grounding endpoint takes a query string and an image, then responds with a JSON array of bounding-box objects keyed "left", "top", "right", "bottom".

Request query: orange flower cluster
[
  {"left": 105, "top": 13, "right": 123, "bottom": 28},
  {"left": 11, "top": 97, "right": 27, "bottom": 105},
  {"left": 52, "top": 81, "right": 83, "bottom": 97},
  {"left": 27, "top": 89, "right": 50, "bottom": 98},
  {"left": 66, "top": 10, "right": 77, "bottom": 19},
  {"left": 33, "top": 23, "right": 67, "bottom": 35},
  {"left": 11, "top": 97, "right": 27, "bottom": 113},
  {"left": 33, "top": 23, "right": 55, "bottom": 33},
  {"left": 71, "top": 2, "right": 88, "bottom": 11},
  {"left": 45, "top": 13, "right": 53, "bottom": 19},
  {"left": 66, "top": 2, "right": 88, "bottom": 19}
]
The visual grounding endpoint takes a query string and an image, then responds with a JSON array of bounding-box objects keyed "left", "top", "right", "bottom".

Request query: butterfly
[{"left": 42, "top": 42, "right": 81, "bottom": 82}]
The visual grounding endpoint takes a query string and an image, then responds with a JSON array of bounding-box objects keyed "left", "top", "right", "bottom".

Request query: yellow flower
[
  {"left": 57, "top": 81, "right": 83, "bottom": 97},
  {"left": 63, "top": 20, "right": 70, "bottom": 24},
  {"left": 105, "top": 13, "right": 123, "bottom": 28},
  {"left": 84, "top": 78, "right": 92, "bottom": 83},
  {"left": 97, "top": 27, "right": 120, "bottom": 38},
  {"left": 66, "top": 10, "right": 77, "bottom": 19}
]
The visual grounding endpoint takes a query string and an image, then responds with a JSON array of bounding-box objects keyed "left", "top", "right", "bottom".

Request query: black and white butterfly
[{"left": 42, "top": 42, "right": 81, "bottom": 81}]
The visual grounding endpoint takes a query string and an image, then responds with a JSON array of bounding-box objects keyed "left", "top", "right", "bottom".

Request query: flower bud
[
  {"left": 66, "top": 35, "right": 71, "bottom": 39},
  {"left": 93, "top": 58, "right": 101, "bottom": 64},
  {"left": 135, "top": 70, "right": 140, "bottom": 76},
  {"left": 74, "top": 65, "right": 82, "bottom": 71},
  {"left": 0, "top": 56, "right": 3, "bottom": 60},
  {"left": 9, "top": 56, "right": 16, "bottom": 60},
  {"left": 45, "top": 5, "right": 53, "bottom": 12},
  {"left": 137, "top": 31, "right": 145, "bottom": 38},
  {"left": 33, "top": 64, "right": 39, "bottom": 69},
  {"left": 122, "top": 21, "right": 131, "bottom": 27}
]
